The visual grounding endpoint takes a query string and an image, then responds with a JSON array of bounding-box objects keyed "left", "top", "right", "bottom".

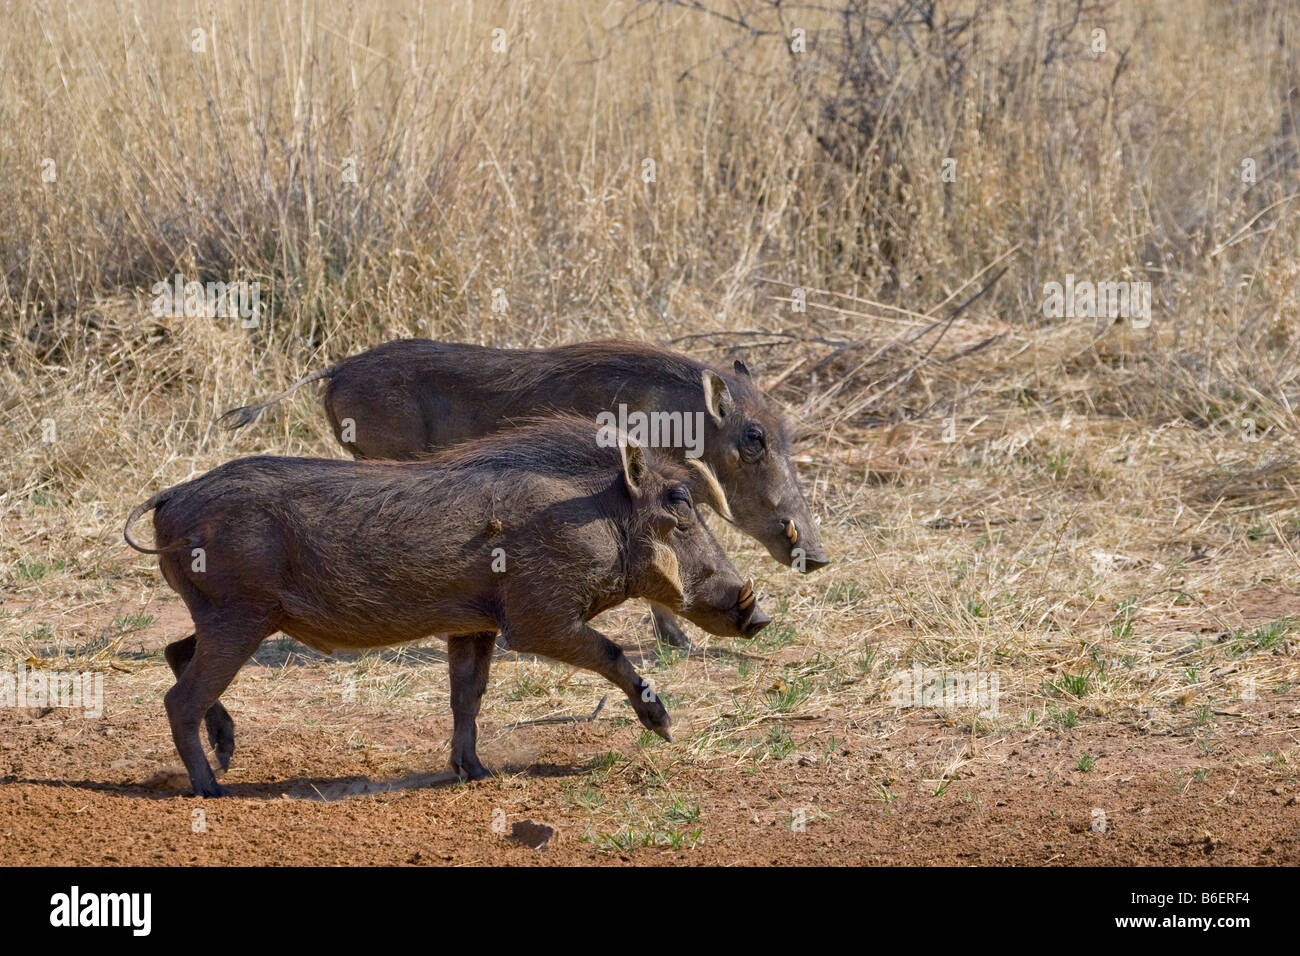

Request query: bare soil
[{"left": 2, "top": 595, "right": 1296, "bottom": 867}]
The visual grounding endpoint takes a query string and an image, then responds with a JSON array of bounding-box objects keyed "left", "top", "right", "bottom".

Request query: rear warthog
[
  {"left": 125, "top": 417, "right": 770, "bottom": 797},
  {"left": 221, "top": 339, "right": 829, "bottom": 649}
]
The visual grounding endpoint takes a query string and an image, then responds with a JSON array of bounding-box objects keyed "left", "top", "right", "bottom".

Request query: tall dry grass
[{"left": 2, "top": 1, "right": 1298, "bottom": 491}]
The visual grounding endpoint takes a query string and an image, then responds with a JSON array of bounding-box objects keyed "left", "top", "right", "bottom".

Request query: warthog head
[
  {"left": 619, "top": 438, "right": 771, "bottom": 638},
  {"left": 700, "top": 361, "right": 829, "bottom": 574}
]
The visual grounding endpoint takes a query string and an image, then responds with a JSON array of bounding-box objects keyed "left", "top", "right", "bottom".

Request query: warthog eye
[
  {"left": 668, "top": 486, "right": 692, "bottom": 508},
  {"left": 741, "top": 424, "right": 766, "bottom": 461}
]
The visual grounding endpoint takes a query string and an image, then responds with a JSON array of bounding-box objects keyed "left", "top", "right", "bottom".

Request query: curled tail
[
  {"left": 123, "top": 489, "right": 190, "bottom": 554},
  {"left": 217, "top": 365, "right": 337, "bottom": 430}
]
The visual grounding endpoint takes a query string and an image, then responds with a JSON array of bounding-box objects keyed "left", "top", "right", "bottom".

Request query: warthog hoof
[
  {"left": 207, "top": 710, "right": 235, "bottom": 771},
  {"left": 634, "top": 696, "right": 673, "bottom": 742},
  {"left": 451, "top": 751, "right": 492, "bottom": 782}
]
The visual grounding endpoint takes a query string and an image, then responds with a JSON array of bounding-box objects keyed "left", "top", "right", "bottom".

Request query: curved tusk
[{"left": 785, "top": 520, "right": 798, "bottom": 544}]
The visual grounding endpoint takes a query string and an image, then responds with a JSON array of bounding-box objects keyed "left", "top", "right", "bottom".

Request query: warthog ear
[
  {"left": 733, "top": 358, "right": 751, "bottom": 377},
  {"left": 701, "top": 369, "right": 732, "bottom": 425},
  {"left": 619, "top": 436, "right": 650, "bottom": 497}
]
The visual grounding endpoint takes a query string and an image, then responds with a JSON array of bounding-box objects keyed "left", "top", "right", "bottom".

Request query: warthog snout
[
  {"left": 736, "top": 579, "right": 772, "bottom": 637},
  {"left": 743, "top": 605, "right": 773, "bottom": 637}
]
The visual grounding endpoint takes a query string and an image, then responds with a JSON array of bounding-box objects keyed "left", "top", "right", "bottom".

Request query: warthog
[
  {"left": 125, "top": 416, "right": 771, "bottom": 797},
  {"left": 221, "top": 339, "right": 829, "bottom": 649}
]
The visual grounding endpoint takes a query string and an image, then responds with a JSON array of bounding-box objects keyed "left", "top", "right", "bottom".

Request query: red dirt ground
[{"left": 2, "top": 598, "right": 1297, "bottom": 866}]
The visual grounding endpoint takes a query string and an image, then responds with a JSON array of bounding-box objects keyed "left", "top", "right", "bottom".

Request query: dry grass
[{"left": 2, "top": 0, "right": 1300, "bottom": 815}]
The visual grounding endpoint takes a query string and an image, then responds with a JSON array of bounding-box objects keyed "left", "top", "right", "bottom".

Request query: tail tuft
[{"left": 217, "top": 404, "right": 263, "bottom": 430}]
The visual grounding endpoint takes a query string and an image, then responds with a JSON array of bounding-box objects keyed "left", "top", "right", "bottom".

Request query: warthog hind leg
[
  {"left": 447, "top": 631, "right": 496, "bottom": 781},
  {"left": 165, "top": 615, "right": 270, "bottom": 797},
  {"left": 164, "top": 634, "right": 237, "bottom": 770}
]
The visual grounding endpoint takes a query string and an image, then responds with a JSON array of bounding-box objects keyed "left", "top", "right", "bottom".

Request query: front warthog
[
  {"left": 221, "top": 339, "right": 829, "bottom": 649},
  {"left": 124, "top": 417, "right": 771, "bottom": 797}
]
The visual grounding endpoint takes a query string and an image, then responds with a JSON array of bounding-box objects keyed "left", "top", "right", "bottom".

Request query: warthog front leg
[
  {"left": 164, "top": 635, "right": 236, "bottom": 771},
  {"left": 447, "top": 631, "right": 495, "bottom": 781},
  {"left": 650, "top": 604, "right": 699, "bottom": 653},
  {"left": 506, "top": 623, "right": 672, "bottom": 742}
]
